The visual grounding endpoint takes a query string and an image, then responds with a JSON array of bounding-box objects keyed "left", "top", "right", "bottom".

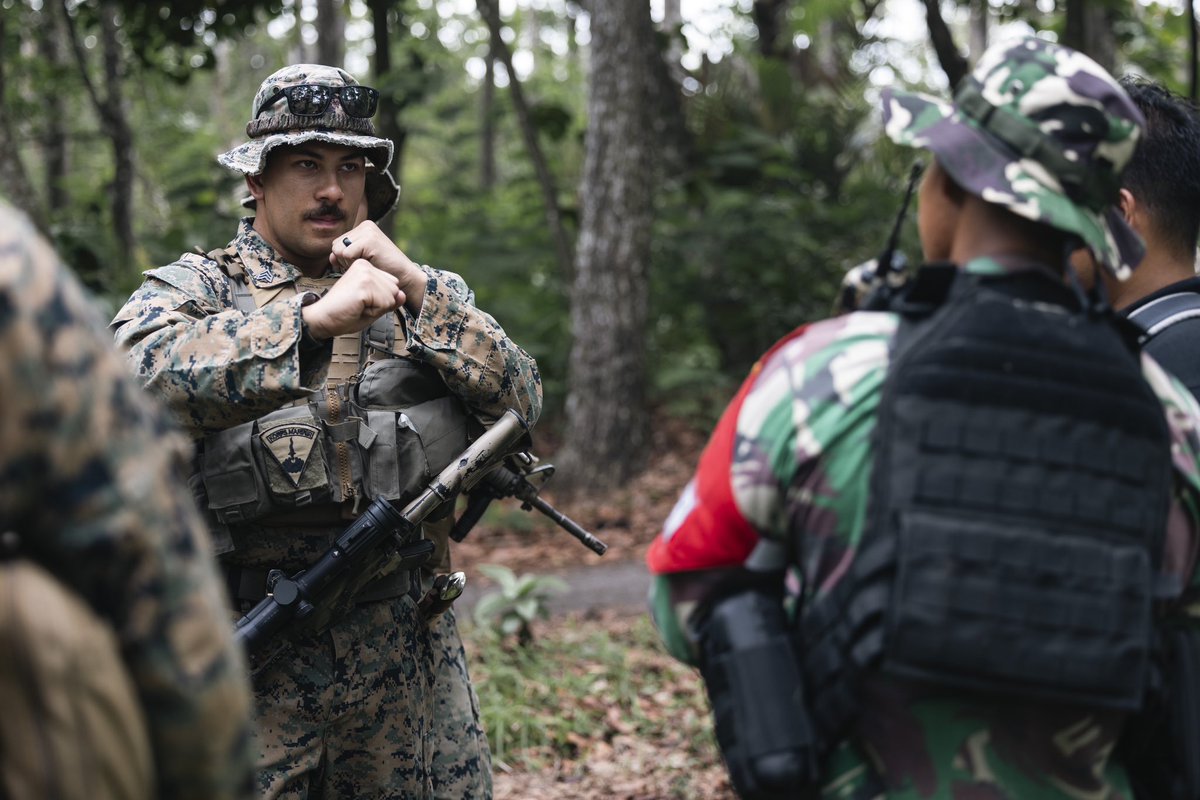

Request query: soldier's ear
[
  {"left": 1117, "top": 188, "right": 1139, "bottom": 228},
  {"left": 246, "top": 173, "right": 266, "bottom": 202}
]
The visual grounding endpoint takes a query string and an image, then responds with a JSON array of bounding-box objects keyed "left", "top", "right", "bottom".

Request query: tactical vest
[
  {"left": 189, "top": 247, "right": 471, "bottom": 531},
  {"left": 801, "top": 265, "right": 1173, "bottom": 742}
]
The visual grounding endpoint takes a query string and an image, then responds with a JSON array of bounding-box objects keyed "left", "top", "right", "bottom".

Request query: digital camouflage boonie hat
[
  {"left": 218, "top": 64, "right": 393, "bottom": 177},
  {"left": 883, "top": 36, "right": 1146, "bottom": 279}
]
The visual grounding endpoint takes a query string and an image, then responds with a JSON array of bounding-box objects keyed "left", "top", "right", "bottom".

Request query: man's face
[{"left": 249, "top": 142, "right": 367, "bottom": 272}]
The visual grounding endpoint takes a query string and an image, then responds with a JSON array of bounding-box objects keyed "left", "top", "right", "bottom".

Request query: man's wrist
[{"left": 299, "top": 293, "right": 329, "bottom": 345}]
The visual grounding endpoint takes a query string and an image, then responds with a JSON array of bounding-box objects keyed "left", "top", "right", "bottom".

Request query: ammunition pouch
[
  {"left": 197, "top": 357, "right": 470, "bottom": 527},
  {"left": 1120, "top": 626, "right": 1200, "bottom": 799},
  {"left": 699, "top": 588, "right": 821, "bottom": 800}
]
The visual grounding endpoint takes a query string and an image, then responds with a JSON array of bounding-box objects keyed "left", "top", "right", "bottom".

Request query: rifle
[
  {"left": 450, "top": 451, "right": 608, "bottom": 556},
  {"left": 837, "top": 160, "right": 925, "bottom": 313},
  {"left": 234, "top": 408, "right": 529, "bottom": 653}
]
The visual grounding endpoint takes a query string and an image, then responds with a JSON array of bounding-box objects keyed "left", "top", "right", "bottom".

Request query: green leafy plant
[{"left": 472, "top": 564, "right": 568, "bottom": 647}]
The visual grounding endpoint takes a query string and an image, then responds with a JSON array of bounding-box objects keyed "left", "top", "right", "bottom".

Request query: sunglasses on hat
[{"left": 255, "top": 84, "right": 380, "bottom": 119}]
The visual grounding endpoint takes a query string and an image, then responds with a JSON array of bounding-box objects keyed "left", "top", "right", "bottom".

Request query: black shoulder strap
[{"left": 1127, "top": 291, "right": 1200, "bottom": 342}]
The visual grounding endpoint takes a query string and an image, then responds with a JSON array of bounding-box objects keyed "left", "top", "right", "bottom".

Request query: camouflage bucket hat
[
  {"left": 883, "top": 36, "right": 1146, "bottom": 279},
  {"left": 240, "top": 169, "right": 400, "bottom": 222},
  {"left": 217, "top": 64, "right": 393, "bottom": 177}
]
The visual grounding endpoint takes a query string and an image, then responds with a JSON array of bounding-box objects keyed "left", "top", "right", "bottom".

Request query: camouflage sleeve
[
  {"left": 0, "top": 209, "right": 255, "bottom": 799},
  {"left": 401, "top": 265, "right": 543, "bottom": 426},
  {"left": 648, "top": 315, "right": 896, "bottom": 666},
  {"left": 111, "top": 257, "right": 324, "bottom": 437},
  {"left": 1140, "top": 355, "right": 1200, "bottom": 614}
]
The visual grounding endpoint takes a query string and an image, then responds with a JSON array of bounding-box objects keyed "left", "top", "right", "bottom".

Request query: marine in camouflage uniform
[
  {"left": 0, "top": 202, "right": 255, "bottom": 800},
  {"left": 111, "top": 65, "right": 541, "bottom": 799},
  {"left": 647, "top": 38, "right": 1200, "bottom": 799}
]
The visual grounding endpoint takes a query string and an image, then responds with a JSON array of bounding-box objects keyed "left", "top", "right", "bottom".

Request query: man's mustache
[{"left": 304, "top": 204, "right": 346, "bottom": 220}]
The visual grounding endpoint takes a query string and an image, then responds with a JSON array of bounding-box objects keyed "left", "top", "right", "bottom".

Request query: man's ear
[
  {"left": 1117, "top": 188, "right": 1138, "bottom": 228},
  {"left": 246, "top": 173, "right": 266, "bottom": 203}
]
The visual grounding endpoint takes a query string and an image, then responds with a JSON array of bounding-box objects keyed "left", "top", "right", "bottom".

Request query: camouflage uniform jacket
[
  {"left": 647, "top": 258, "right": 1200, "bottom": 799},
  {"left": 112, "top": 218, "right": 542, "bottom": 440},
  {"left": 0, "top": 205, "right": 255, "bottom": 799},
  {"left": 111, "top": 219, "right": 542, "bottom": 570}
]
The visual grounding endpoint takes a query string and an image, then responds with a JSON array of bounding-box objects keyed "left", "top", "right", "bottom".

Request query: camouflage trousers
[{"left": 248, "top": 579, "right": 491, "bottom": 799}]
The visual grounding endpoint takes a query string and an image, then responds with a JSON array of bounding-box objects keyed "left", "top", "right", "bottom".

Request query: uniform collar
[{"left": 233, "top": 217, "right": 317, "bottom": 289}]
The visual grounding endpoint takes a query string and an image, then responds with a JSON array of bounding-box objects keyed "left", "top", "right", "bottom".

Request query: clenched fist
[
  {"left": 329, "top": 221, "right": 427, "bottom": 313},
  {"left": 301, "top": 259, "right": 405, "bottom": 340}
]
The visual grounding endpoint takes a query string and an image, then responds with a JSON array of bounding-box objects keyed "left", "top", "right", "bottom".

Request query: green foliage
[
  {"left": 464, "top": 612, "right": 719, "bottom": 781},
  {"left": 472, "top": 564, "right": 568, "bottom": 645}
]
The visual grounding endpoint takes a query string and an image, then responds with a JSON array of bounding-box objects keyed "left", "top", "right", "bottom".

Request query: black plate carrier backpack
[{"left": 801, "top": 264, "right": 1173, "bottom": 741}]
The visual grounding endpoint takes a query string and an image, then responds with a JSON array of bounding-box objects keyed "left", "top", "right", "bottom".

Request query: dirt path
[{"left": 458, "top": 558, "right": 651, "bottom": 617}]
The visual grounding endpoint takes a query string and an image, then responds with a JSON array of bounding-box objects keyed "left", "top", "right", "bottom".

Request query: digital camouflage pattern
[
  {"left": 112, "top": 218, "right": 541, "bottom": 439},
  {"left": 249, "top": 592, "right": 489, "bottom": 799},
  {"left": 0, "top": 203, "right": 255, "bottom": 800},
  {"left": 111, "top": 217, "right": 539, "bottom": 798},
  {"left": 218, "top": 63, "right": 393, "bottom": 177},
  {"left": 884, "top": 36, "right": 1146, "bottom": 279},
  {"left": 648, "top": 260, "right": 1200, "bottom": 799}
]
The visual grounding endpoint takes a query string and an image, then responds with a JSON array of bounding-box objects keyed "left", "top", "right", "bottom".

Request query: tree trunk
[
  {"left": 0, "top": 11, "right": 45, "bottom": 232},
  {"left": 752, "top": 0, "right": 790, "bottom": 60},
  {"left": 62, "top": 0, "right": 135, "bottom": 276},
  {"left": 555, "top": 0, "right": 656, "bottom": 491},
  {"left": 369, "top": 0, "right": 407, "bottom": 235},
  {"left": 1063, "top": 0, "right": 1115, "bottom": 72},
  {"left": 481, "top": 45, "right": 496, "bottom": 192},
  {"left": 38, "top": 9, "right": 69, "bottom": 213},
  {"left": 316, "top": 0, "right": 346, "bottom": 68},
  {"left": 477, "top": 0, "right": 574, "bottom": 279},
  {"left": 922, "top": 0, "right": 969, "bottom": 91}
]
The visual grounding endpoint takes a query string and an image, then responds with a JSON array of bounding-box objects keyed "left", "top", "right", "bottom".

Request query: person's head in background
[{"left": 1071, "top": 77, "right": 1200, "bottom": 306}]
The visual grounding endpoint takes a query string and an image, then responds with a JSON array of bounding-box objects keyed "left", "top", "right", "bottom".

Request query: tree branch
[
  {"left": 922, "top": 0, "right": 969, "bottom": 91},
  {"left": 476, "top": 0, "right": 574, "bottom": 279}
]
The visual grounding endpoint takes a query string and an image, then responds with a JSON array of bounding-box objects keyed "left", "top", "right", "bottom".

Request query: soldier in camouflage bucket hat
[
  {"left": 884, "top": 35, "right": 1146, "bottom": 279},
  {"left": 110, "top": 59, "right": 544, "bottom": 799},
  {"left": 647, "top": 35, "right": 1200, "bottom": 800}
]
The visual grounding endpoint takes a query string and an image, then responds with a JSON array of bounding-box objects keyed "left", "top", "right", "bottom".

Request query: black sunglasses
[{"left": 255, "top": 84, "right": 380, "bottom": 119}]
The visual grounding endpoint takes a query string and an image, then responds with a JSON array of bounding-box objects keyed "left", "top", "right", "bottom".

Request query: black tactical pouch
[
  {"left": 1121, "top": 626, "right": 1200, "bottom": 799},
  {"left": 699, "top": 589, "right": 820, "bottom": 800}
]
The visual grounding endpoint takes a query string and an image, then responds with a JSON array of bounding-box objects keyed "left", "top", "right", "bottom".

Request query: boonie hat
[
  {"left": 241, "top": 169, "right": 400, "bottom": 222},
  {"left": 218, "top": 64, "right": 393, "bottom": 178},
  {"left": 883, "top": 36, "right": 1145, "bottom": 279}
]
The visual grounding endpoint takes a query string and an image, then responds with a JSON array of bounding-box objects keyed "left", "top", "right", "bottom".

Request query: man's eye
[
  {"left": 341, "top": 162, "right": 362, "bottom": 173},
  {"left": 296, "top": 160, "right": 317, "bottom": 169}
]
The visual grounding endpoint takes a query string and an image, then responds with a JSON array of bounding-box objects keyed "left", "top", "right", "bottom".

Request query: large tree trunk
[
  {"left": 62, "top": 0, "right": 135, "bottom": 276},
  {"left": 316, "top": 0, "right": 346, "bottom": 68},
  {"left": 555, "top": 0, "right": 656, "bottom": 491},
  {"left": 369, "top": 0, "right": 408, "bottom": 235},
  {"left": 1063, "top": 0, "right": 1115, "bottom": 72},
  {"left": 477, "top": 0, "right": 574, "bottom": 279}
]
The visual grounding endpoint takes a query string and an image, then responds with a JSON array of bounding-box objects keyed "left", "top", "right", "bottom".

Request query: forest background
[{"left": 3, "top": 1, "right": 1200, "bottom": 796}]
